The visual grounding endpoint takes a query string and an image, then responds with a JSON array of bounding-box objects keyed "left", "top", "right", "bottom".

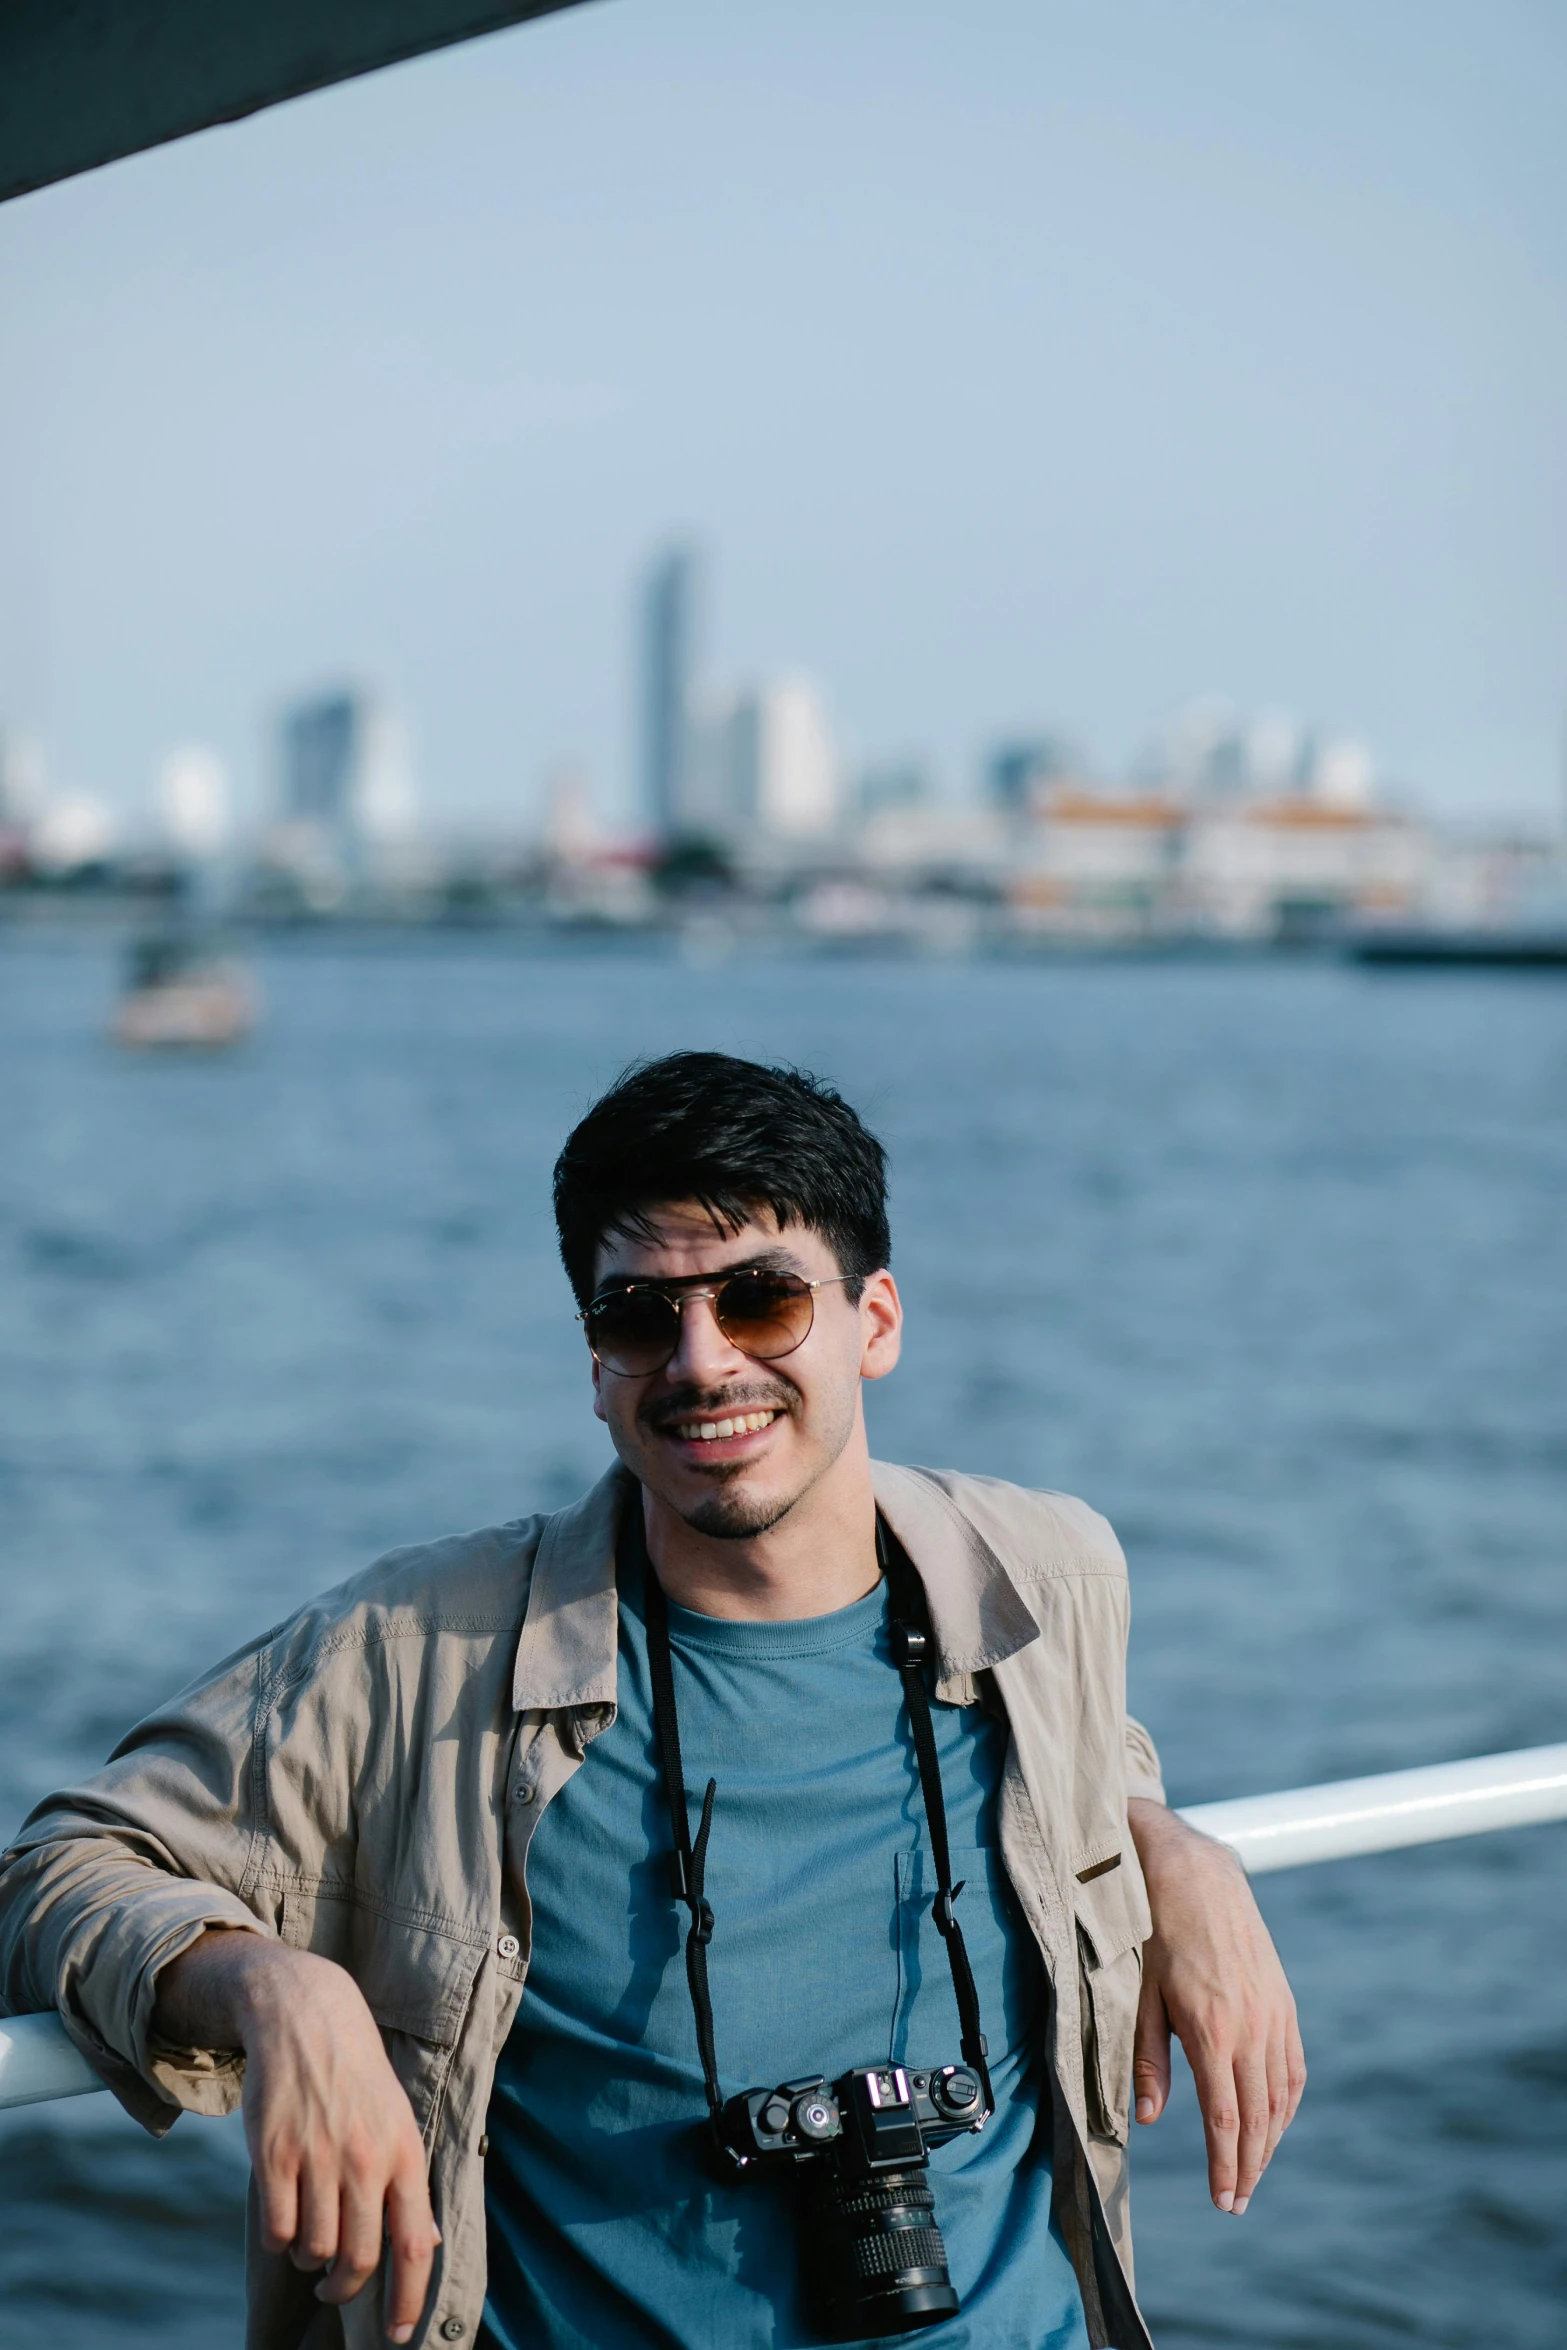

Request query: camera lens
[{"left": 808, "top": 2168, "right": 958, "bottom": 2337}]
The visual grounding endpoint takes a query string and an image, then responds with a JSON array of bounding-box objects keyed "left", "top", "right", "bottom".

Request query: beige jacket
[{"left": 0, "top": 1462, "right": 1166, "bottom": 2350}]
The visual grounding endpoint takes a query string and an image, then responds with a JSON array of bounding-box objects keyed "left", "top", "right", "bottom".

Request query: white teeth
[{"left": 672, "top": 1408, "right": 779, "bottom": 1441}]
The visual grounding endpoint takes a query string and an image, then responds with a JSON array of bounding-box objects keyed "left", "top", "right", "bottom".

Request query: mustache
[{"left": 642, "top": 1382, "right": 795, "bottom": 1432}]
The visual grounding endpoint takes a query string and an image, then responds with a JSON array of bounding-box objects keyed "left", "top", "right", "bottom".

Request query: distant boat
[
  {"left": 1350, "top": 929, "right": 1567, "bottom": 969},
  {"left": 113, "top": 935, "right": 257, "bottom": 1049}
]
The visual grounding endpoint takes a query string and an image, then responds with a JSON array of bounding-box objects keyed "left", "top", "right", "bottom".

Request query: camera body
[{"left": 718, "top": 2062, "right": 987, "bottom": 2339}]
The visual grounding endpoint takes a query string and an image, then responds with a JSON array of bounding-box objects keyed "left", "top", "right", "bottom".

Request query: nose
[{"left": 665, "top": 1291, "right": 750, "bottom": 1388}]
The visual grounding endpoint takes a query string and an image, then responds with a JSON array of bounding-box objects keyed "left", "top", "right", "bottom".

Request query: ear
[
  {"left": 590, "top": 1347, "right": 609, "bottom": 1424},
  {"left": 858, "top": 1269, "right": 902, "bottom": 1384}
]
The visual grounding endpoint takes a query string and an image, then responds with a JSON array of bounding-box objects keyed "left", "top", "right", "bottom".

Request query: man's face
[{"left": 587, "top": 1204, "right": 901, "bottom": 1540}]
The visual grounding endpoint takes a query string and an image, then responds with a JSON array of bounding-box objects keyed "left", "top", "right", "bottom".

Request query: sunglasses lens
[
  {"left": 587, "top": 1291, "right": 680, "bottom": 1376},
  {"left": 715, "top": 1272, "right": 815, "bottom": 1360}
]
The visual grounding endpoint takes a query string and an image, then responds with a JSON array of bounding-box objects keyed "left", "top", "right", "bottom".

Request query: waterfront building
[
  {"left": 269, "top": 687, "right": 420, "bottom": 899},
  {"left": 1007, "top": 789, "right": 1186, "bottom": 934},
  {"left": 0, "top": 730, "right": 45, "bottom": 829},
  {"left": 987, "top": 736, "right": 1078, "bottom": 812},
  {"left": 156, "top": 745, "right": 230, "bottom": 863},
  {"left": 281, "top": 689, "right": 416, "bottom": 846},
  {"left": 1175, "top": 796, "right": 1430, "bottom": 935},
  {"left": 721, "top": 678, "right": 839, "bottom": 840},
  {"left": 639, "top": 545, "right": 698, "bottom": 839}
]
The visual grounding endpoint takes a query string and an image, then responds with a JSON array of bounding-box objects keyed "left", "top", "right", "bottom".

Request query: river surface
[{"left": 2, "top": 934, "right": 1564, "bottom": 2347}]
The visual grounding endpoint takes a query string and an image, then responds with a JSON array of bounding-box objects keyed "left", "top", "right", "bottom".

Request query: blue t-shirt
[{"left": 480, "top": 1531, "right": 1087, "bottom": 2350}]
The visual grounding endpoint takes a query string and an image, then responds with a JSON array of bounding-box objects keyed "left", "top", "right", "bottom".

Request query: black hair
[{"left": 553, "top": 1051, "right": 890, "bottom": 1307}]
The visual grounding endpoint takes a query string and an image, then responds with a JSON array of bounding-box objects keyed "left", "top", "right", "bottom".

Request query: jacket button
[
  {"left": 440, "top": 2322, "right": 466, "bottom": 2341},
  {"left": 497, "top": 1933, "right": 521, "bottom": 1961},
  {"left": 478, "top": 2133, "right": 490, "bottom": 2157},
  {"left": 516, "top": 1783, "right": 536, "bottom": 1805}
]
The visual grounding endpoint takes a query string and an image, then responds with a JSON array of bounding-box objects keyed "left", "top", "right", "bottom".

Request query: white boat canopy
[{"left": 0, "top": 0, "right": 592, "bottom": 206}]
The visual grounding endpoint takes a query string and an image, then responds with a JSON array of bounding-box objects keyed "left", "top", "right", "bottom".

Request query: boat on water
[
  {"left": 113, "top": 934, "right": 257, "bottom": 1050},
  {"left": 1350, "top": 928, "right": 1567, "bottom": 969}
]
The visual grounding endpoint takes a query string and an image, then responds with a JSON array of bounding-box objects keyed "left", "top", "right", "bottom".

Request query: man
[{"left": 0, "top": 1052, "right": 1303, "bottom": 2350}]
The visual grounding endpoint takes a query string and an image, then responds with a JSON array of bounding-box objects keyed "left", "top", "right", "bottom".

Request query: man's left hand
[{"left": 1126, "top": 1798, "right": 1306, "bottom": 2215}]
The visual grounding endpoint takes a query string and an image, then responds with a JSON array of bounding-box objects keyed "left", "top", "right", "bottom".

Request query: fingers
[
  {"left": 1184, "top": 2034, "right": 1242, "bottom": 2213},
  {"left": 1228, "top": 2043, "right": 1273, "bottom": 2212},
  {"left": 312, "top": 2167, "right": 385, "bottom": 2304},
  {"left": 383, "top": 2165, "right": 442, "bottom": 2344},
  {"left": 255, "top": 2152, "right": 300, "bottom": 2260},
  {"left": 1285, "top": 2009, "right": 1308, "bottom": 2128},
  {"left": 1132, "top": 1974, "right": 1172, "bottom": 2125},
  {"left": 1191, "top": 2018, "right": 1305, "bottom": 2216},
  {"left": 1259, "top": 2025, "right": 1288, "bottom": 2178},
  {"left": 303, "top": 2137, "right": 438, "bottom": 2344},
  {"left": 293, "top": 2159, "right": 343, "bottom": 2273}
]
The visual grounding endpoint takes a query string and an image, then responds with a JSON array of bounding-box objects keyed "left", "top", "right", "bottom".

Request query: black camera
[{"left": 719, "top": 2060, "right": 988, "bottom": 2338}]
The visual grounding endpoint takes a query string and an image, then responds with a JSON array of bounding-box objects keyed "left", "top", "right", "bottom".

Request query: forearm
[
  {"left": 152, "top": 1926, "right": 294, "bottom": 2052},
  {"left": 1128, "top": 1793, "right": 1241, "bottom": 1887}
]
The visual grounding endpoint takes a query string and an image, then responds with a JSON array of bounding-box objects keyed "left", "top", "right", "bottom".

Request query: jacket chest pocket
[
  {"left": 279, "top": 1888, "right": 487, "bottom": 2144},
  {"left": 1072, "top": 1856, "right": 1150, "bottom": 2147}
]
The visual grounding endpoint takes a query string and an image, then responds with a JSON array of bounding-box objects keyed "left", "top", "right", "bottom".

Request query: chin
[{"left": 678, "top": 1481, "right": 798, "bottom": 1541}]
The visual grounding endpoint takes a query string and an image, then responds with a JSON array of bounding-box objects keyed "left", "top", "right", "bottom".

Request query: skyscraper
[
  {"left": 988, "top": 736, "right": 1076, "bottom": 812},
  {"left": 282, "top": 693, "right": 359, "bottom": 828},
  {"left": 278, "top": 688, "right": 417, "bottom": 870},
  {"left": 640, "top": 546, "right": 697, "bottom": 839}
]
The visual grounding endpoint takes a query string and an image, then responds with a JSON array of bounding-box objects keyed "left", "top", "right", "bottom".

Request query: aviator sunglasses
[{"left": 580, "top": 1268, "right": 858, "bottom": 1378}]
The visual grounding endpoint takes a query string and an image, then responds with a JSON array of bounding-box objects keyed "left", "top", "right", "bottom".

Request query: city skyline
[
  {"left": 7, "top": 518, "right": 1471, "bottom": 868},
  {"left": 1, "top": 1, "right": 1564, "bottom": 835}
]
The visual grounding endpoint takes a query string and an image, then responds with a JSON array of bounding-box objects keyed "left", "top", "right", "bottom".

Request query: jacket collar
[
  {"left": 512, "top": 1458, "right": 1040, "bottom": 1715},
  {"left": 870, "top": 1461, "right": 1041, "bottom": 1682},
  {"left": 510, "top": 1465, "right": 625, "bottom": 1712}
]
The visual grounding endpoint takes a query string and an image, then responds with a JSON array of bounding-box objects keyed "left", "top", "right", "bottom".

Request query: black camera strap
[
  {"left": 637, "top": 1507, "right": 993, "bottom": 2133},
  {"left": 643, "top": 1557, "right": 725, "bottom": 2128},
  {"left": 877, "top": 1515, "right": 995, "bottom": 2115}
]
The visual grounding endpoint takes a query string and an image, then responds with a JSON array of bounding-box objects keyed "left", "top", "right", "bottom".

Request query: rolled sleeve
[
  {"left": 0, "top": 1632, "right": 277, "bottom": 2132},
  {"left": 1124, "top": 1713, "right": 1166, "bottom": 1807}
]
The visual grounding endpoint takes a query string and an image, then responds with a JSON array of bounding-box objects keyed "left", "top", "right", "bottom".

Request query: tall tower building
[
  {"left": 988, "top": 736, "right": 1075, "bottom": 812},
  {"left": 282, "top": 692, "right": 359, "bottom": 828},
  {"left": 640, "top": 546, "right": 698, "bottom": 839},
  {"left": 278, "top": 687, "right": 417, "bottom": 869}
]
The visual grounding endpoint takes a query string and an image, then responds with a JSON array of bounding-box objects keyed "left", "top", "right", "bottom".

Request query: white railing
[
  {"left": 4, "top": 1740, "right": 1566, "bottom": 2114},
  {"left": 1179, "top": 1740, "right": 1567, "bottom": 1873}
]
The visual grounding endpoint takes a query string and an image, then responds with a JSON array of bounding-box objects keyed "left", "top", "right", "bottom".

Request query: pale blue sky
[{"left": 1, "top": 0, "right": 1563, "bottom": 833}]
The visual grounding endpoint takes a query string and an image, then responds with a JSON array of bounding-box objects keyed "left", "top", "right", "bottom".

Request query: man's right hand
[{"left": 154, "top": 1931, "right": 440, "bottom": 2345}]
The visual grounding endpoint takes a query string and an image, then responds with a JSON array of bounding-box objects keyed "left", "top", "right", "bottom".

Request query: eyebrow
[{"left": 590, "top": 1246, "right": 808, "bottom": 1303}]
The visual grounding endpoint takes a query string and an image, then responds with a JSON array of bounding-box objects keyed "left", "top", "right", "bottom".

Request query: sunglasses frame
[{"left": 579, "top": 1269, "right": 859, "bottom": 1377}]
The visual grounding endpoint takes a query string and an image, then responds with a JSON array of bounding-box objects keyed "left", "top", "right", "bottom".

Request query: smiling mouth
[{"left": 665, "top": 1408, "right": 782, "bottom": 1445}]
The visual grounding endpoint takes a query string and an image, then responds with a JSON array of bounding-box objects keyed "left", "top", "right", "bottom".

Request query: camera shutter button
[{"left": 761, "top": 2096, "right": 792, "bottom": 2134}]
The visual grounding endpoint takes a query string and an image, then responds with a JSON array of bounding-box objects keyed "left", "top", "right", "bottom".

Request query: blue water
[{"left": 2, "top": 934, "right": 1564, "bottom": 2347}]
